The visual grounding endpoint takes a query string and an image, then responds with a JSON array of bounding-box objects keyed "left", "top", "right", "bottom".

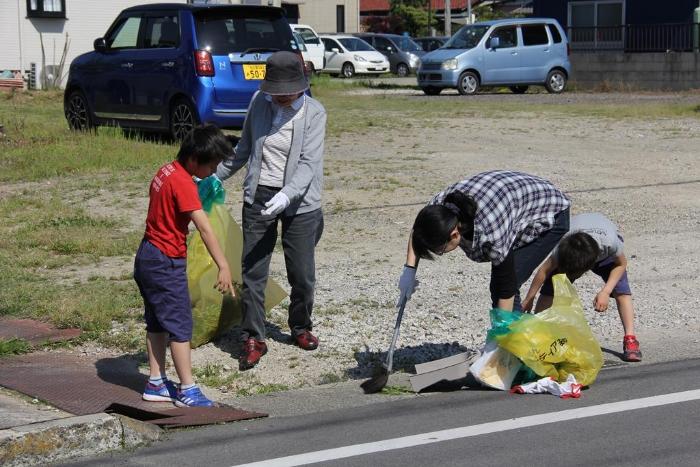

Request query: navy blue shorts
[
  {"left": 541, "top": 255, "right": 632, "bottom": 297},
  {"left": 133, "top": 239, "right": 192, "bottom": 342}
]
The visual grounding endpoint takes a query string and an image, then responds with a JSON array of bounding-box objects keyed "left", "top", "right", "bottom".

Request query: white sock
[
  {"left": 180, "top": 383, "right": 196, "bottom": 390},
  {"left": 149, "top": 376, "right": 164, "bottom": 386}
]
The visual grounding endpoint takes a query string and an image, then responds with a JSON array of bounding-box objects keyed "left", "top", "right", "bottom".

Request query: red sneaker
[
  {"left": 622, "top": 335, "right": 642, "bottom": 362},
  {"left": 239, "top": 338, "right": 267, "bottom": 370},
  {"left": 295, "top": 330, "right": 319, "bottom": 351}
]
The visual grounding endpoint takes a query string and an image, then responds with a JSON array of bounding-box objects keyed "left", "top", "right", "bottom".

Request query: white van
[{"left": 290, "top": 24, "right": 325, "bottom": 73}]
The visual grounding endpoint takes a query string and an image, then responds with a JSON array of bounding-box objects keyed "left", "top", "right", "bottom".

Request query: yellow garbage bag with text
[
  {"left": 187, "top": 177, "right": 287, "bottom": 348},
  {"left": 494, "top": 274, "right": 604, "bottom": 386}
]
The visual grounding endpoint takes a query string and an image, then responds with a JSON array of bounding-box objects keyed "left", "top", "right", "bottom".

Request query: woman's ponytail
[{"left": 444, "top": 191, "right": 477, "bottom": 242}]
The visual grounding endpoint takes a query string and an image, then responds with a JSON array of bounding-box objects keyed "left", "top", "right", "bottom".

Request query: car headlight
[
  {"left": 409, "top": 54, "right": 420, "bottom": 65},
  {"left": 442, "top": 59, "right": 458, "bottom": 70},
  {"left": 354, "top": 55, "right": 367, "bottom": 62}
]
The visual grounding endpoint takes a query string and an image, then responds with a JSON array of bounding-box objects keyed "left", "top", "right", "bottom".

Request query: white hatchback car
[
  {"left": 319, "top": 35, "right": 390, "bottom": 78},
  {"left": 290, "top": 24, "right": 325, "bottom": 73}
]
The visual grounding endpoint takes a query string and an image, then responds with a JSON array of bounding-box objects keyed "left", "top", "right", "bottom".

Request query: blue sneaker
[
  {"left": 142, "top": 379, "right": 178, "bottom": 402},
  {"left": 175, "top": 385, "right": 214, "bottom": 408}
]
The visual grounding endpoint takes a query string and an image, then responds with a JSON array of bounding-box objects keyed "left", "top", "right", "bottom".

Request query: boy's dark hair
[
  {"left": 176, "top": 124, "right": 231, "bottom": 165},
  {"left": 411, "top": 191, "right": 478, "bottom": 260},
  {"left": 557, "top": 232, "right": 600, "bottom": 280}
]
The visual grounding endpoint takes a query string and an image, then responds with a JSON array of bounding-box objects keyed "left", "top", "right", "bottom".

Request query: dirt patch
[{"left": 9, "top": 91, "right": 700, "bottom": 396}]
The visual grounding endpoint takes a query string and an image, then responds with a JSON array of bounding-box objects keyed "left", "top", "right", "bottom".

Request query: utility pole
[
  {"left": 467, "top": 0, "right": 472, "bottom": 24},
  {"left": 445, "top": 0, "right": 451, "bottom": 36}
]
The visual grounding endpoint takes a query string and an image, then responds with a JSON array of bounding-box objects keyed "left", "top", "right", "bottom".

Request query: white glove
[
  {"left": 397, "top": 265, "right": 418, "bottom": 306},
  {"left": 261, "top": 192, "right": 290, "bottom": 217}
]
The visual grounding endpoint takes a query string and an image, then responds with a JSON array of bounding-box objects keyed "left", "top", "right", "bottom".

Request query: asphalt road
[{"left": 69, "top": 358, "right": 700, "bottom": 467}]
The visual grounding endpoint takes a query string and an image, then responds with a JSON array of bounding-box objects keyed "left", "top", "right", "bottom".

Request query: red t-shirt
[{"left": 144, "top": 161, "right": 202, "bottom": 258}]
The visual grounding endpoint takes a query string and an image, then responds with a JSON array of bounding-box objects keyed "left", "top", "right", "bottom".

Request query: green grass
[{"left": 0, "top": 338, "right": 32, "bottom": 357}]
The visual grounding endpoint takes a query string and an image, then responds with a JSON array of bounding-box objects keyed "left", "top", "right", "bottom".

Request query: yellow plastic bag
[
  {"left": 187, "top": 178, "right": 287, "bottom": 348},
  {"left": 494, "top": 274, "right": 604, "bottom": 386}
]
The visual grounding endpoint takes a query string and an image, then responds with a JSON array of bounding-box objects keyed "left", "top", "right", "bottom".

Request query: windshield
[
  {"left": 395, "top": 36, "right": 421, "bottom": 52},
  {"left": 194, "top": 10, "right": 295, "bottom": 55},
  {"left": 338, "top": 37, "right": 374, "bottom": 52},
  {"left": 443, "top": 25, "right": 490, "bottom": 49},
  {"left": 293, "top": 32, "right": 308, "bottom": 52}
]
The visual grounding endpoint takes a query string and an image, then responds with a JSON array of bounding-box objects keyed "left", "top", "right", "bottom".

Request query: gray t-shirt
[{"left": 555, "top": 212, "right": 623, "bottom": 262}]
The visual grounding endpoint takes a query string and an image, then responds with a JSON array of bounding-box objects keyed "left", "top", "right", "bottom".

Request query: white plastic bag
[{"left": 469, "top": 340, "right": 522, "bottom": 390}]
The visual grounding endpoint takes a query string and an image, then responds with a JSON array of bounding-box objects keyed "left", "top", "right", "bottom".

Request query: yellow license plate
[{"left": 243, "top": 64, "right": 266, "bottom": 80}]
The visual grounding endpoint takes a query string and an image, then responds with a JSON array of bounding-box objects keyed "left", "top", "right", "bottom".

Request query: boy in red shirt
[{"left": 134, "top": 125, "right": 234, "bottom": 407}]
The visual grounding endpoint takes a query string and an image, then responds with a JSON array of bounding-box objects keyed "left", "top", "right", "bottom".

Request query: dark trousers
[
  {"left": 491, "top": 208, "right": 570, "bottom": 311},
  {"left": 240, "top": 185, "right": 324, "bottom": 341}
]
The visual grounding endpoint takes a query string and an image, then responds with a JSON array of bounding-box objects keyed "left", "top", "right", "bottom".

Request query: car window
[
  {"left": 144, "top": 15, "right": 180, "bottom": 48},
  {"left": 396, "top": 36, "right": 421, "bottom": 52},
  {"left": 522, "top": 24, "right": 549, "bottom": 46},
  {"left": 194, "top": 10, "right": 295, "bottom": 55},
  {"left": 373, "top": 37, "right": 394, "bottom": 52},
  {"left": 108, "top": 16, "right": 142, "bottom": 49},
  {"left": 444, "top": 25, "right": 489, "bottom": 49},
  {"left": 488, "top": 26, "right": 518, "bottom": 48},
  {"left": 338, "top": 38, "right": 373, "bottom": 52},
  {"left": 295, "top": 27, "right": 320, "bottom": 45},
  {"left": 322, "top": 38, "right": 341, "bottom": 51},
  {"left": 547, "top": 24, "right": 563, "bottom": 43},
  {"left": 292, "top": 32, "right": 308, "bottom": 52}
]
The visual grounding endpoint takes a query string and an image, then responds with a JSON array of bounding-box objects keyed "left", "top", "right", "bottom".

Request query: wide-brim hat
[{"left": 260, "top": 51, "right": 308, "bottom": 96}]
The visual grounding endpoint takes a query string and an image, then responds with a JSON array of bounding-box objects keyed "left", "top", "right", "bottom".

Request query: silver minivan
[{"left": 417, "top": 18, "right": 571, "bottom": 95}]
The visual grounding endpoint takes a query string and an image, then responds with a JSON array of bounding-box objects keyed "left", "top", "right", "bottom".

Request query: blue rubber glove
[{"left": 397, "top": 265, "right": 418, "bottom": 306}]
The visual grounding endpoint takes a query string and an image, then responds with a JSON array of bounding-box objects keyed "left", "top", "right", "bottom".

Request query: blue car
[
  {"left": 417, "top": 18, "right": 571, "bottom": 95},
  {"left": 64, "top": 3, "right": 301, "bottom": 139}
]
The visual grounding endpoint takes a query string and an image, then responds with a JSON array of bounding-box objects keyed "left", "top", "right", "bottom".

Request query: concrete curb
[{"left": 0, "top": 413, "right": 162, "bottom": 466}]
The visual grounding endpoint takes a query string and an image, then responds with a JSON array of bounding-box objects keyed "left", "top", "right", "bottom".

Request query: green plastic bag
[
  {"left": 493, "top": 274, "right": 604, "bottom": 386},
  {"left": 187, "top": 176, "right": 287, "bottom": 348}
]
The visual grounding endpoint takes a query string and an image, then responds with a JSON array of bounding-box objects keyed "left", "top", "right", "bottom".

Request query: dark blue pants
[{"left": 240, "top": 185, "right": 324, "bottom": 341}]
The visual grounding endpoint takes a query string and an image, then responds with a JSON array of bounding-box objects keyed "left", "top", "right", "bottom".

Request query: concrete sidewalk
[{"left": 0, "top": 387, "right": 161, "bottom": 466}]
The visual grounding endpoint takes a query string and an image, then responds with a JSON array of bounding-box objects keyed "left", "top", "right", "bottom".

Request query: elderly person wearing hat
[{"left": 216, "top": 51, "right": 327, "bottom": 370}]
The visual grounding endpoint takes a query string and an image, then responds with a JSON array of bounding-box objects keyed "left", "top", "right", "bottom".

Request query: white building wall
[
  {"left": 0, "top": 0, "right": 187, "bottom": 88},
  {"left": 298, "top": 0, "right": 359, "bottom": 34}
]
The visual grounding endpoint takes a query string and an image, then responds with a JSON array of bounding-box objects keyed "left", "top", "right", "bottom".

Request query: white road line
[{"left": 232, "top": 389, "right": 700, "bottom": 467}]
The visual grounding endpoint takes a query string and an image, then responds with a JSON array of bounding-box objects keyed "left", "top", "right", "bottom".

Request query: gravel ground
[
  {"left": 177, "top": 90, "right": 700, "bottom": 400},
  {"left": 49, "top": 89, "right": 700, "bottom": 399}
]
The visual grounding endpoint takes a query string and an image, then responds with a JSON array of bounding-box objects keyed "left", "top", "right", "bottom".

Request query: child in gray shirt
[{"left": 523, "top": 212, "right": 641, "bottom": 362}]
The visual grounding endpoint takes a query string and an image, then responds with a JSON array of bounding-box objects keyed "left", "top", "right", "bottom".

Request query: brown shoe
[
  {"left": 239, "top": 338, "right": 267, "bottom": 370},
  {"left": 295, "top": 330, "right": 319, "bottom": 351}
]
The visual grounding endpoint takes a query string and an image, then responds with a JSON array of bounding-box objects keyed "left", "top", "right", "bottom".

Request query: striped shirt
[
  {"left": 429, "top": 170, "right": 570, "bottom": 265},
  {"left": 258, "top": 94, "right": 305, "bottom": 187}
]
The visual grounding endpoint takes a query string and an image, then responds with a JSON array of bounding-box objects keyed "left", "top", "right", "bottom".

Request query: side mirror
[
  {"left": 331, "top": 47, "right": 339, "bottom": 53},
  {"left": 386, "top": 46, "right": 394, "bottom": 53},
  {"left": 489, "top": 37, "right": 500, "bottom": 49},
  {"left": 94, "top": 37, "right": 108, "bottom": 52}
]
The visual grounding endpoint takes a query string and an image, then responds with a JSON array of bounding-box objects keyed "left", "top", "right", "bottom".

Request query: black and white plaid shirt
[{"left": 429, "top": 170, "right": 570, "bottom": 265}]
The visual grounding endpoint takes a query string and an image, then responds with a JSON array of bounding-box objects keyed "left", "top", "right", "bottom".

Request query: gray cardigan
[{"left": 216, "top": 92, "right": 327, "bottom": 215}]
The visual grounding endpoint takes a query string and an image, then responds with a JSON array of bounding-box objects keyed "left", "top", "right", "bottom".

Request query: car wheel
[
  {"left": 422, "top": 87, "right": 442, "bottom": 96},
  {"left": 509, "top": 85, "right": 529, "bottom": 94},
  {"left": 170, "top": 98, "right": 197, "bottom": 141},
  {"left": 457, "top": 71, "right": 479, "bottom": 95},
  {"left": 396, "top": 63, "right": 409, "bottom": 77},
  {"left": 545, "top": 69, "right": 567, "bottom": 94},
  {"left": 341, "top": 62, "right": 355, "bottom": 78},
  {"left": 65, "top": 90, "right": 94, "bottom": 131}
]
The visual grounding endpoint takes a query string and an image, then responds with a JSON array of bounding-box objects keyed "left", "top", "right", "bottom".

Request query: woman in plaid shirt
[{"left": 399, "top": 170, "right": 570, "bottom": 312}]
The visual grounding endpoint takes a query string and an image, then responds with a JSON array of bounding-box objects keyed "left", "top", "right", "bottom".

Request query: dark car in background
[
  {"left": 64, "top": 3, "right": 300, "bottom": 139},
  {"left": 353, "top": 33, "right": 425, "bottom": 77},
  {"left": 414, "top": 36, "right": 449, "bottom": 52}
]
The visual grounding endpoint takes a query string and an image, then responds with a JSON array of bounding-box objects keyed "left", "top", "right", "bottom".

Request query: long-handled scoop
[{"left": 360, "top": 298, "right": 407, "bottom": 394}]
